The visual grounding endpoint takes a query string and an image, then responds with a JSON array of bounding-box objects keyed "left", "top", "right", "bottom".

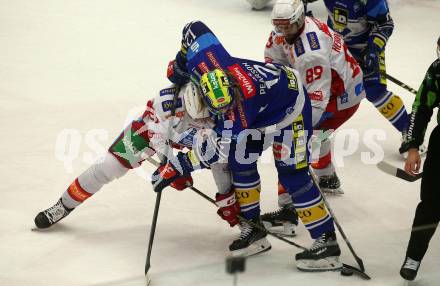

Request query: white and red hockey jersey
[
  {"left": 264, "top": 17, "right": 366, "bottom": 127},
  {"left": 143, "top": 85, "right": 214, "bottom": 158}
]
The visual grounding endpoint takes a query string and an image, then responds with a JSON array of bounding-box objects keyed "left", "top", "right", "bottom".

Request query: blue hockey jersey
[
  {"left": 323, "top": 0, "right": 394, "bottom": 56},
  {"left": 179, "top": 21, "right": 308, "bottom": 136}
]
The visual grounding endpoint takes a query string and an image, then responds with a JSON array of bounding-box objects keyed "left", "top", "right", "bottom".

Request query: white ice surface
[{"left": 1, "top": 0, "right": 440, "bottom": 285}]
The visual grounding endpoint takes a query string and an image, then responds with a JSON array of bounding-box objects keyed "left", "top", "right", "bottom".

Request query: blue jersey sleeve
[
  {"left": 180, "top": 21, "right": 234, "bottom": 80},
  {"left": 366, "top": 0, "right": 394, "bottom": 52}
]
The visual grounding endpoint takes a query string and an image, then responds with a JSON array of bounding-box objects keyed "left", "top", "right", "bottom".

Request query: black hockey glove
[
  {"left": 362, "top": 49, "right": 379, "bottom": 77},
  {"left": 166, "top": 51, "right": 191, "bottom": 86}
]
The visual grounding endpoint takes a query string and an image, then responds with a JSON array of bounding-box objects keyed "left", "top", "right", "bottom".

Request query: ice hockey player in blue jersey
[
  {"left": 305, "top": 0, "right": 410, "bottom": 153},
  {"left": 152, "top": 20, "right": 343, "bottom": 271}
]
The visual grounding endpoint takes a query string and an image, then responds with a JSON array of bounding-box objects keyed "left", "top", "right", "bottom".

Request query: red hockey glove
[
  {"left": 170, "top": 175, "right": 193, "bottom": 191},
  {"left": 215, "top": 190, "right": 240, "bottom": 227},
  {"left": 151, "top": 153, "right": 193, "bottom": 192}
]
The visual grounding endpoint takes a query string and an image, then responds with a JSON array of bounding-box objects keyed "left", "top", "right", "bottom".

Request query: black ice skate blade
[{"left": 342, "top": 263, "right": 371, "bottom": 280}]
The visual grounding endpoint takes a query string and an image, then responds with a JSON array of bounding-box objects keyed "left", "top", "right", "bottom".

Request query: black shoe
[
  {"left": 295, "top": 231, "right": 342, "bottom": 271},
  {"left": 261, "top": 204, "right": 298, "bottom": 236},
  {"left": 34, "top": 199, "right": 72, "bottom": 229},
  {"left": 319, "top": 173, "right": 343, "bottom": 194},
  {"left": 400, "top": 257, "right": 420, "bottom": 281},
  {"left": 229, "top": 217, "right": 271, "bottom": 257}
]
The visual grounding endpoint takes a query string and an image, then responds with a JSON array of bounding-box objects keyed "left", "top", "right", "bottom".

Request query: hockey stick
[
  {"left": 386, "top": 74, "right": 418, "bottom": 95},
  {"left": 144, "top": 85, "right": 181, "bottom": 285},
  {"left": 377, "top": 161, "right": 422, "bottom": 182},
  {"left": 309, "top": 169, "right": 370, "bottom": 279},
  {"left": 144, "top": 156, "right": 307, "bottom": 251},
  {"left": 145, "top": 157, "right": 370, "bottom": 279}
]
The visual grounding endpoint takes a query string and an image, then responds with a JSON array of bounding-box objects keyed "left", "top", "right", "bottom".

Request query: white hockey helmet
[
  {"left": 181, "top": 82, "right": 209, "bottom": 119},
  {"left": 271, "top": 0, "right": 305, "bottom": 37}
]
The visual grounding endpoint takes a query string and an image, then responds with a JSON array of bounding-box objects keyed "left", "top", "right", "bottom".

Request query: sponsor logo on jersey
[
  {"left": 282, "top": 67, "right": 299, "bottom": 91},
  {"left": 198, "top": 61, "right": 210, "bottom": 74},
  {"left": 161, "top": 98, "right": 183, "bottom": 112},
  {"left": 159, "top": 87, "right": 176, "bottom": 97},
  {"left": 160, "top": 163, "right": 177, "bottom": 179},
  {"left": 237, "top": 101, "right": 248, "bottom": 128},
  {"left": 294, "top": 38, "right": 305, "bottom": 57},
  {"left": 306, "top": 32, "right": 321, "bottom": 51},
  {"left": 332, "top": 33, "right": 343, "bottom": 53},
  {"left": 228, "top": 64, "right": 256, "bottom": 99},
  {"left": 333, "top": 8, "right": 348, "bottom": 32},
  {"left": 309, "top": 90, "right": 324, "bottom": 101},
  {"left": 206, "top": 51, "right": 222, "bottom": 69}
]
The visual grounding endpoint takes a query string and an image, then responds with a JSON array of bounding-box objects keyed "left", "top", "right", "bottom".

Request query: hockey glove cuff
[{"left": 215, "top": 190, "right": 240, "bottom": 227}]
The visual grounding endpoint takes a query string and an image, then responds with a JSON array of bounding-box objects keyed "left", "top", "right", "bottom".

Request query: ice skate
[
  {"left": 229, "top": 217, "right": 271, "bottom": 257},
  {"left": 295, "top": 231, "right": 343, "bottom": 272},
  {"left": 319, "top": 173, "right": 344, "bottom": 195},
  {"left": 34, "top": 199, "right": 72, "bottom": 229},
  {"left": 261, "top": 204, "right": 298, "bottom": 237}
]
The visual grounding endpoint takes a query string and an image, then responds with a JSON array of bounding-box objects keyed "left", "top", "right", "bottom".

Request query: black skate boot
[
  {"left": 260, "top": 204, "right": 298, "bottom": 237},
  {"left": 319, "top": 173, "right": 343, "bottom": 195},
  {"left": 229, "top": 217, "right": 271, "bottom": 257},
  {"left": 34, "top": 199, "right": 72, "bottom": 229},
  {"left": 295, "top": 231, "right": 342, "bottom": 271},
  {"left": 400, "top": 257, "right": 420, "bottom": 281}
]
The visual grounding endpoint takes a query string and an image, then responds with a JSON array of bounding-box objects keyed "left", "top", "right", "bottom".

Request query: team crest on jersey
[
  {"left": 306, "top": 32, "right": 320, "bottom": 51},
  {"left": 333, "top": 8, "right": 348, "bottom": 32},
  {"left": 294, "top": 38, "right": 305, "bottom": 57}
]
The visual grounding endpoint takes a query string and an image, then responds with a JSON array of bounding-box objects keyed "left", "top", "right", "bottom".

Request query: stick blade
[
  {"left": 145, "top": 273, "right": 152, "bottom": 286},
  {"left": 377, "top": 161, "right": 422, "bottom": 182}
]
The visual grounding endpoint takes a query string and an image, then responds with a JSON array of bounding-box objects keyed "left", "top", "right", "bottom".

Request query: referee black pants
[{"left": 406, "top": 125, "right": 440, "bottom": 261}]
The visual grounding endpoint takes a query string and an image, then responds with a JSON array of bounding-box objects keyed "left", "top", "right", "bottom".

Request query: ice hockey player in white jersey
[
  {"left": 34, "top": 83, "right": 235, "bottom": 229},
  {"left": 261, "top": 0, "right": 365, "bottom": 235}
]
